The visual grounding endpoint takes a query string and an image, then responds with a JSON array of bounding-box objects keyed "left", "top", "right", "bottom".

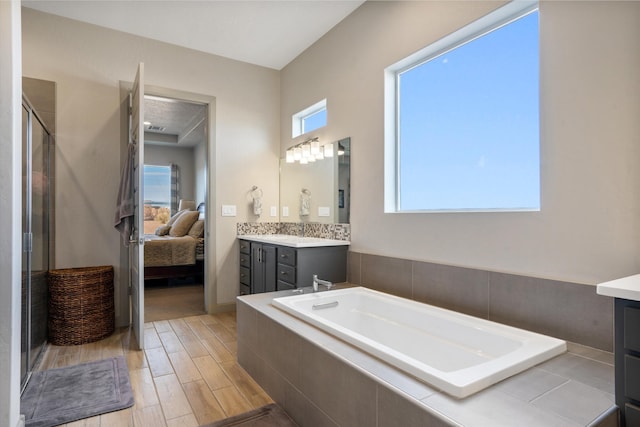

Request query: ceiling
[
  {"left": 22, "top": 0, "right": 366, "bottom": 70},
  {"left": 143, "top": 96, "right": 207, "bottom": 148},
  {"left": 22, "top": 1, "right": 364, "bottom": 147}
]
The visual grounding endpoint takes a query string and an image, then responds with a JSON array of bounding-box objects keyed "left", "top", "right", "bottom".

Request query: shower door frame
[{"left": 20, "top": 94, "right": 53, "bottom": 392}]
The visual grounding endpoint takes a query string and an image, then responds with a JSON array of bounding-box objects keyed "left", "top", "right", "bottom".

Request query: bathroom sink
[{"left": 237, "top": 234, "right": 350, "bottom": 248}]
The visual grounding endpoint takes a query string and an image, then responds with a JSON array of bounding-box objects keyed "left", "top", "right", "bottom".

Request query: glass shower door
[{"left": 21, "top": 99, "right": 51, "bottom": 390}]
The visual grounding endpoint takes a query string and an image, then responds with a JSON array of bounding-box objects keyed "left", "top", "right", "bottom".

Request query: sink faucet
[{"left": 313, "top": 274, "right": 333, "bottom": 292}]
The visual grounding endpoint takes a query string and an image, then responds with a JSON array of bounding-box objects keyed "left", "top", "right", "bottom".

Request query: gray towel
[{"left": 114, "top": 143, "right": 135, "bottom": 246}]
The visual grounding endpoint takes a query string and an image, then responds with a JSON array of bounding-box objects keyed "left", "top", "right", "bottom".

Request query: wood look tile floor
[{"left": 36, "top": 312, "right": 273, "bottom": 427}]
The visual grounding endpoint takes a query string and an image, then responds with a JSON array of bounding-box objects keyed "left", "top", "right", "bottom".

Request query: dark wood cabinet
[
  {"left": 239, "top": 238, "right": 347, "bottom": 294},
  {"left": 615, "top": 298, "right": 640, "bottom": 426}
]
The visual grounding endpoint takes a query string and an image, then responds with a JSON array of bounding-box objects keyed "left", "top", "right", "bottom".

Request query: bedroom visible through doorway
[{"left": 142, "top": 94, "right": 208, "bottom": 322}]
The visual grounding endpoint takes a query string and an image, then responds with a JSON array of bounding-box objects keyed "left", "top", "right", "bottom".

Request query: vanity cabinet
[
  {"left": 615, "top": 298, "right": 640, "bottom": 426},
  {"left": 239, "top": 240, "right": 251, "bottom": 295},
  {"left": 238, "top": 238, "right": 347, "bottom": 294},
  {"left": 250, "top": 242, "right": 277, "bottom": 294}
]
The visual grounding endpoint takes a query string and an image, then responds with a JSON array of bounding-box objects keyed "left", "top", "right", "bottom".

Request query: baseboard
[{"left": 208, "top": 302, "right": 236, "bottom": 314}]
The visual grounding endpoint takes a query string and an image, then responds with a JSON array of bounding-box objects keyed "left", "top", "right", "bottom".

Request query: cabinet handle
[
  {"left": 280, "top": 271, "right": 287, "bottom": 276},
  {"left": 281, "top": 254, "right": 287, "bottom": 258}
]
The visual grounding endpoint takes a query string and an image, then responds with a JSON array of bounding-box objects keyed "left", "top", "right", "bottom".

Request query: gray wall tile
[
  {"left": 299, "top": 339, "right": 377, "bottom": 427},
  {"left": 531, "top": 380, "right": 615, "bottom": 425},
  {"left": 255, "top": 312, "right": 302, "bottom": 387},
  {"left": 489, "top": 272, "right": 613, "bottom": 351},
  {"left": 413, "top": 261, "right": 490, "bottom": 318},
  {"left": 377, "top": 385, "right": 453, "bottom": 427},
  {"left": 361, "top": 253, "right": 413, "bottom": 299},
  {"left": 537, "top": 353, "right": 615, "bottom": 395},
  {"left": 347, "top": 250, "right": 361, "bottom": 284},
  {"left": 236, "top": 300, "right": 257, "bottom": 350},
  {"left": 284, "top": 386, "right": 339, "bottom": 427}
]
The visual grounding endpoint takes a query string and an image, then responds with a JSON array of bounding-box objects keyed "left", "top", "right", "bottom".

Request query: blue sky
[
  {"left": 143, "top": 164, "right": 171, "bottom": 206},
  {"left": 399, "top": 11, "right": 539, "bottom": 211}
]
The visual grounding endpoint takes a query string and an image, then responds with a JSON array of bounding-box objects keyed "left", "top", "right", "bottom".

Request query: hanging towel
[
  {"left": 251, "top": 186, "right": 263, "bottom": 216},
  {"left": 300, "top": 189, "right": 311, "bottom": 216},
  {"left": 114, "top": 143, "right": 135, "bottom": 247}
]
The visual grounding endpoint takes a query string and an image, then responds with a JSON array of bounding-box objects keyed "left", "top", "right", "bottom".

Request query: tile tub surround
[
  {"left": 236, "top": 222, "right": 351, "bottom": 241},
  {"left": 237, "top": 288, "right": 617, "bottom": 427},
  {"left": 348, "top": 252, "right": 614, "bottom": 352}
]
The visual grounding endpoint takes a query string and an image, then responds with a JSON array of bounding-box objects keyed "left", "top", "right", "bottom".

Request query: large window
[
  {"left": 292, "top": 99, "right": 327, "bottom": 137},
  {"left": 385, "top": 2, "right": 539, "bottom": 212},
  {"left": 143, "top": 164, "right": 171, "bottom": 234}
]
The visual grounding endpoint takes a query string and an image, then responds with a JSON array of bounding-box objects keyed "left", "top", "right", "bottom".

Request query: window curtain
[{"left": 170, "top": 163, "right": 179, "bottom": 216}]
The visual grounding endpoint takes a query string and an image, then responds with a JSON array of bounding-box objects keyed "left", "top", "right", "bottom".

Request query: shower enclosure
[{"left": 21, "top": 85, "right": 54, "bottom": 391}]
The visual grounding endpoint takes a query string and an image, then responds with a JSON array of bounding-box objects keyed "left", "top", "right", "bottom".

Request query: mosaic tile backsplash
[{"left": 237, "top": 222, "right": 351, "bottom": 241}]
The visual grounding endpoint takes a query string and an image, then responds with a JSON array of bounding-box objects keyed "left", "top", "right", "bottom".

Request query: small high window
[
  {"left": 384, "top": 1, "right": 540, "bottom": 212},
  {"left": 292, "top": 99, "right": 327, "bottom": 137}
]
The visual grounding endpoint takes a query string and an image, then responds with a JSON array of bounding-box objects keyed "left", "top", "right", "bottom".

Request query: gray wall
[
  {"left": 22, "top": 7, "right": 281, "bottom": 321},
  {"left": 281, "top": 1, "right": 640, "bottom": 286}
]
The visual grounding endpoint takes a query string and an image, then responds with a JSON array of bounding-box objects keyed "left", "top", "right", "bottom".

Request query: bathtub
[{"left": 271, "top": 287, "right": 566, "bottom": 398}]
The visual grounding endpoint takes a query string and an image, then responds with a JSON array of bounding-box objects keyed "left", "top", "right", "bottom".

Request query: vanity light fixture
[
  {"left": 324, "top": 143, "right": 334, "bottom": 158},
  {"left": 310, "top": 138, "right": 320, "bottom": 156},
  {"left": 302, "top": 143, "right": 311, "bottom": 159},
  {"left": 286, "top": 137, "right": 336, "bottom": 165},
  {"left": 286, "top": 150, "right": 295, "bottom": 163}
]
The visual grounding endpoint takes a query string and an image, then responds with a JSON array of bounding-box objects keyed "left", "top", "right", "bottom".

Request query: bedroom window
[
  {"left": 292, "top": 99, "right": 327, "bottom": 137},
  {"left": 384, "top": 1, "right": 540, "bottom": 212},
  {"left": 143, "top": 164, "right": 171, "bottom": 234}
]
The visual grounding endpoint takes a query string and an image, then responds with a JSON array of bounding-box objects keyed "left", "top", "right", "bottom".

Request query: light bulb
[
  {"left": 310, "top": 139, "right": 320, "bottom": 155},
  {"left": 302, "top": 143, "right": 311, "bottom": 158},
  {"left": 293, "top": 146, "right": 302, "bottom": 160},
  {"left": 300, "top": 157, "right": 308, "bottom": 164},
  {"left": 286, "top": 150, "right": 294, "bottom": 163},
  {"left": 324, "top": 143, "right": 334, "bottom": 158}
]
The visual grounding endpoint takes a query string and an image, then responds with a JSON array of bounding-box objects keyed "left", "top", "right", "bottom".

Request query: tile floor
[{"left": 36, "top": 312, "right": 273, "bottom": 426}]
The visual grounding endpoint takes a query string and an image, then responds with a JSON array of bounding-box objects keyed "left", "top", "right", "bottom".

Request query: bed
[{"left": 143, "top": 203, "right": 205, "bottom": 281}]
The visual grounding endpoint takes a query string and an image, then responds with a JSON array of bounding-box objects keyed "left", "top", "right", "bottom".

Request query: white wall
[
  {"left": 0, "top": 2, "right": 22, "bottom": 425},
  {"left": 144, "top": 144, "right": 196, "bottom": 203},
  {"left": 22, "top": 7, "right": 280, "bottom": 314},
  {"left": 281, "top": 1, "right": 640, "bottom": 285}
]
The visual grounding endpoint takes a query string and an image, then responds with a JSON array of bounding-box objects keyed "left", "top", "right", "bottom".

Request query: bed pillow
[
  {"left": 166, "top": 209, "right": 187, "bottom": 227},
  {"left": 188, "top": 219, "right": 204, "bottom": 238},
  {"left": 169, "top": 211, "right": 200, "bottom": 237},
  {"left": 155, "top": 224, "right": 171, "bottom": 236}
]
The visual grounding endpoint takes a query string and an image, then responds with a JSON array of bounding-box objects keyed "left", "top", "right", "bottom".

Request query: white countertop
[
  {"left": 238, "top": 234, "right": 350, "bottom": 248},
  {"left": 596, "top": 273, "right": 640, "bottom": 301}
]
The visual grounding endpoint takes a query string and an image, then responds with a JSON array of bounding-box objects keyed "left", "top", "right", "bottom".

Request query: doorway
[{"left": 142, "top": 94, "right": 209, "bottom": 322}]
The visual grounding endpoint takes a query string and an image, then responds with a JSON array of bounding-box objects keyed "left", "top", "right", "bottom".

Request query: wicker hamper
[{"left": 48, "top": 265, "right": 115, "bottom": 345}]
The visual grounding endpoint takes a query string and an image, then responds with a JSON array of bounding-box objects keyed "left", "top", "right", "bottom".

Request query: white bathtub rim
[{"left": 272, "top": 287, "right": 567, "bottom": 398}]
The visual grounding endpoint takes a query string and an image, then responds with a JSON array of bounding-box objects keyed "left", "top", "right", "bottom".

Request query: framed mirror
[{"left": 280, "top": 137, "right": 350, "bottom": 224}]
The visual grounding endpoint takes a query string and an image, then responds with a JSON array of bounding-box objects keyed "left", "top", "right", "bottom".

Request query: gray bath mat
[{"left": 21, "top": 356, "right": 134, "bottom": 427}]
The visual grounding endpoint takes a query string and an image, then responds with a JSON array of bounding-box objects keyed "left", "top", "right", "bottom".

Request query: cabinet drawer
[
  {"left": 239, "top": 240, "right": 250, "bottom": 254},
  {"left": 625, "top": 354, "right": 640, "bottom": 402},
  {"left": 239, "top": 283, "right": 250, "bottom": 296},
  {"left": 278, "top": 247, "right": 296, "bottom": 267},
  {"left": 625, "top": 307, "right": 640, "bottom": 353},
  {"left": 239, "top": 253, "right": 251, "bottom": 268},
  {"left": 239, "top": 266, "right": 250, "bottom": 286},
  {"left": 278, "top": 264, "right": 296, "bottom": 284},
  {"left": 277, "top": 280, "right": 296, "bottom": 291}
]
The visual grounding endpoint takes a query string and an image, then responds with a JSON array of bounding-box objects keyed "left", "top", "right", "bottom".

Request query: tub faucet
[{"left": 313, "top": 274, "right": 333, "bottom": 292}]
